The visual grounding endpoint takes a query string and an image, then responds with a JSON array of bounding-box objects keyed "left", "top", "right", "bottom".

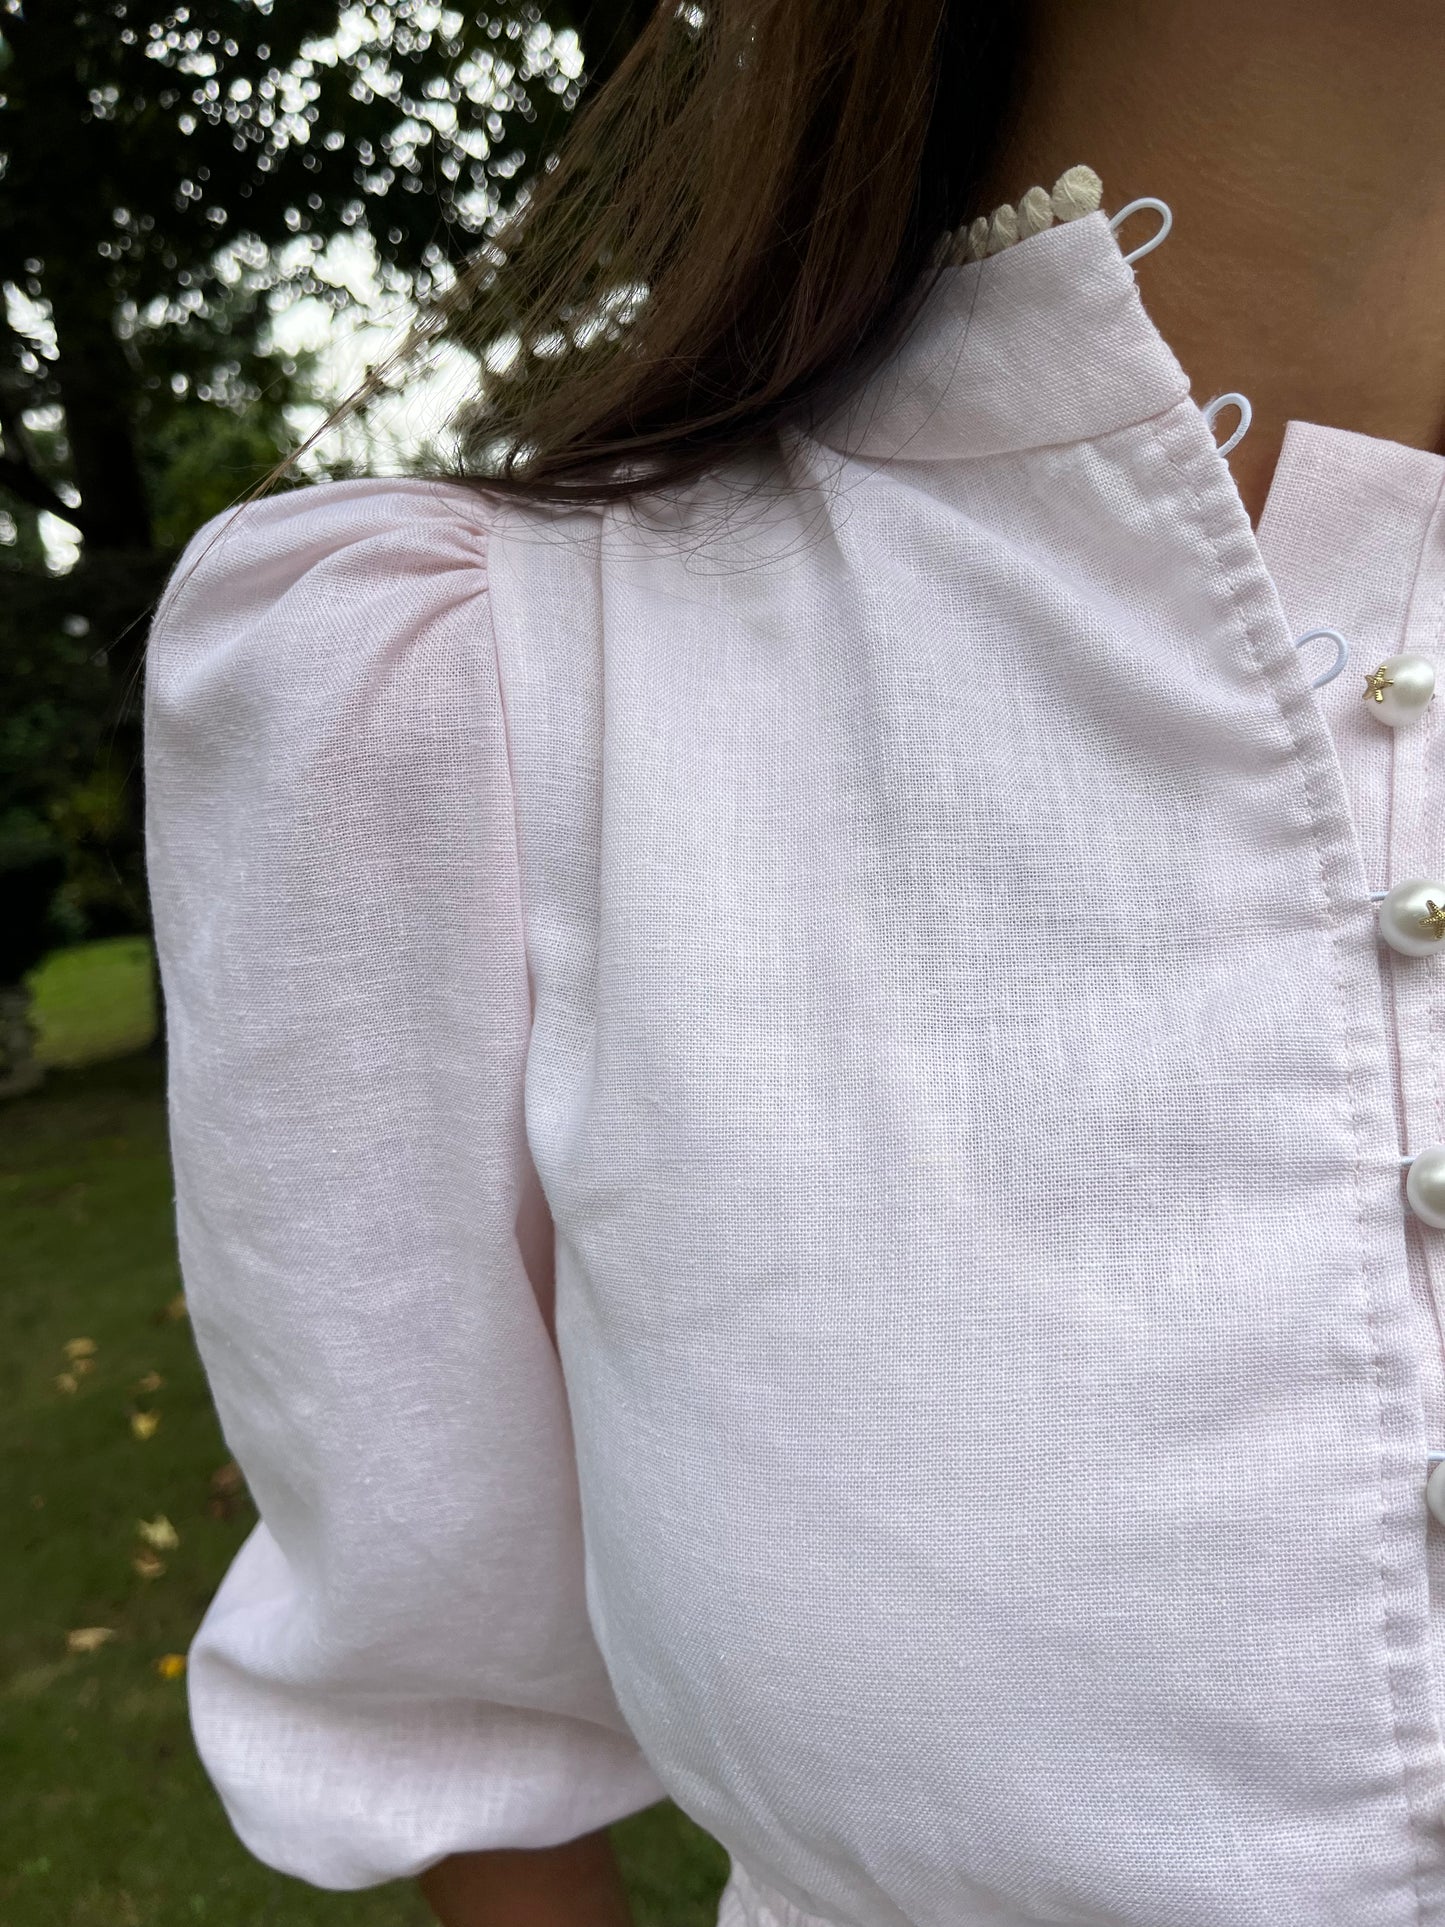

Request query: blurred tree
[{"left": 0, "top": 0, "right": 650, "bottom": 1085}]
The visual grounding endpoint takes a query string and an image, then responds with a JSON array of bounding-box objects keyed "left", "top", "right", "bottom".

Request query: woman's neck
[{"left": 977, "top": 0, "right": 1445, "bottom": 523}]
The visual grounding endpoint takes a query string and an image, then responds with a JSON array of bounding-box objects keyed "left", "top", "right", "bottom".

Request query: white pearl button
[
  {"left": 1377, "top": 878, "right": 1445, "bottom": 956},
  {"left": 1428, "top": 1459, "right": 1445, "bottom": 1527},
  {"left": 1363, "top": 653, "right": 1435, "bottom": 726},
  {"left": 1407, "top": 1145, "right": 1445, "bottom": 1228}
]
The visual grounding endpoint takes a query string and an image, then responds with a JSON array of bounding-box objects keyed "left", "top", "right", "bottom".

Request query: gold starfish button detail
[
  {"left": 1363, "top": 665, "right": 1395, "bottom": 702},
  {"left": 1421, "top": 900, "right": 1445, "bottom": 942}
]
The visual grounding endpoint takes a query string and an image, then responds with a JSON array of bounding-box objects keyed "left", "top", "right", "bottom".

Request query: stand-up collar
[{"left": 806, "top": 209, "right": 1191, "bottom": 463}]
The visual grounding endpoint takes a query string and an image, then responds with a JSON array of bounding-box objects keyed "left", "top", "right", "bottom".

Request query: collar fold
[{"left": 807, "top": 211, "right": 1191, "bottom": 463}]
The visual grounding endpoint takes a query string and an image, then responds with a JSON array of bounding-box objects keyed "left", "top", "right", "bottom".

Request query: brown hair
[{"left": 332, "top": 1, "right": 1028, "bottom": 507}]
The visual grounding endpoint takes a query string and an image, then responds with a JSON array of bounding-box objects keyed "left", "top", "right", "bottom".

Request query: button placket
[
  {"left": 1385, "top": 483, "right": 1445, "bottom": 1210},
  {"left": 1257, "top": 431, "right": 1445, "bottom": 1524},
  {"left": 1378, "top": 474, "right": 1445, "bottom": 1522}
]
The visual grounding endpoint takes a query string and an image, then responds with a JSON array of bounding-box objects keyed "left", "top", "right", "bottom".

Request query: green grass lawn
[
  {"left": 2, "top": 1033, "right": 729, "bottom": 1924},
  {"left": 26, "top": 939, "right": 160, "bottom": 1070}
]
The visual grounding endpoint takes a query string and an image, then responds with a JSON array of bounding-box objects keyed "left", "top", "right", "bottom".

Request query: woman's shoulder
[
  {"left": 146, "top": 475, "right": 519, "bottom": 738},
  {"left": 155, "top": 475, "right": 502, "bottom": 634},
  {"left": 144, "top": 473, "right": 565, "bottom": 788}
]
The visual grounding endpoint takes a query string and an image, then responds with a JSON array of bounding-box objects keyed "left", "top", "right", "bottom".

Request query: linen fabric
[{"left": 144, "top": 208, "right": 1445, "bottom": 1923}]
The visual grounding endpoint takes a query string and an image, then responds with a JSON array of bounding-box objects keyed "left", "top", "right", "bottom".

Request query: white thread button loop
[
  {"left": 1293, "top": 628, "right": 1350, "bottom": 690},
  {"left": 1362, "top": 653, "right": 1436, "bottom": 727},
  {"left": 1107, "top": 196, "right": 1173, "bottom": 266},
  {"left": 1202, "top": 392, "right": 1253, "bottom": 459}
]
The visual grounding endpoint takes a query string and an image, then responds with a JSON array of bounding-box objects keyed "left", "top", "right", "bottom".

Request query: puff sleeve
[{"left": 143, "top": 477, "right": 667, "bottom": 1889}]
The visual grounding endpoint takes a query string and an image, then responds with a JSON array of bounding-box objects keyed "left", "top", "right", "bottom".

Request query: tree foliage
[{"left": 0, "top": 0, "right": 649, "bottom": 983}]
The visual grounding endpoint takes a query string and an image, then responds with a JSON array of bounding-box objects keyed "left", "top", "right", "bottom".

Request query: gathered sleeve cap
[{"left": 143, "top": 478, "right": 666, "bottom": 1890}]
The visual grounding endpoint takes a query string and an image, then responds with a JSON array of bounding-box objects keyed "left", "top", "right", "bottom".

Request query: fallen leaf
[
  {"left": 54, "top": 1373, "right": 78, "bottom": 1395},
  {"left": 66, "top": 1627, "right": 117, "bottom": 1654},
  {"left": 137, "top": 1515, "right": 180, "bottom": 1551},
  {"left": 130, "top": 1411, "right": 161, "bottom": 1441},
  {"left": 132, "top": 1552, "right": 166, "bottom": 1580},
  {"left": 164, "top": 1293, "right": 188, "bottom": 1321},
  {"left": 207, "top": 1460, "right": 248, "bottom": 1519},
  {"left": 71, "top": 1356, "right": 95, "bottom": 1378},
  {"left": 135, "top": 1370, "right": 165, "bottom": 1394},
  {"left": 156, "top": 1653, "right": 187, "bottom": 1680},
  {"left": 63, "top": 1337, "right": 97, "bottom": 1361}
]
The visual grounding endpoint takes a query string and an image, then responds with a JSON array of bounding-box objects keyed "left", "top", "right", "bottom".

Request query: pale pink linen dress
[{"left": 145, "top": 208, "right": 1445, "bottom": 1923}]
